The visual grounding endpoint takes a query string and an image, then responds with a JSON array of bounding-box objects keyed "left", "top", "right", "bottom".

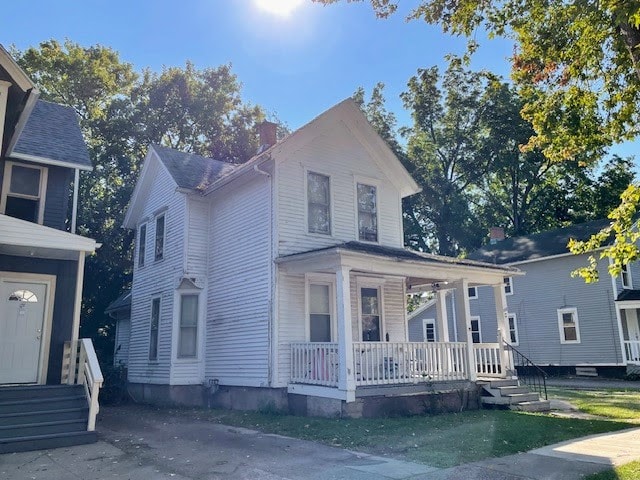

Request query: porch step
[
  {"left": 479, "top": 378, "right": 550, "bottom": 412},
  {"left": 0, "top": 385, "right": 95, "bottom": 453},
  {"left": 510, "top": 400, "right": 552, "bottom": 412},
  {"left": 481, "top": 392, "right": 540, "bottom": 405}
]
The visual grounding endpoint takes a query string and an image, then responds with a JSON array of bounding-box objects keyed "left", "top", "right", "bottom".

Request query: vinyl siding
[
  {"left": 185, "top": 197, "right": 209, "bottom": 278},
  {"left": 128, "top": 159, "right": 186, "bottom": 385},
  {"left": 408, "top": 293, "right": 457, "bottom": 342},
  {"left": 276, "top": 119, "right": 403, "bottom": 256},
  {"left": 114, "top": 318, "right": 130, "bottom": 366},
  {"left": 205, "top": 173, "right": 272, "bottom": 387},
  {"left": 43, "top": 166, "right": 72, "bottom": 230}
]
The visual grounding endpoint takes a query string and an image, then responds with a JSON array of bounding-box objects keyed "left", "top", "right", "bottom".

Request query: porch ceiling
[{"left": 276, "top": 242, "right": 520, "bottom": 286}]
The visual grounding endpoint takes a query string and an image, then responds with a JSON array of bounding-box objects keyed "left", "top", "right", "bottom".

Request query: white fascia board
[
  {"left": 8, "top": 151, "right": 92, "bottom": 171},
  {"left": 0, "top": 45, "right": 35, "bottom": 91},
  {"left": 5, "top": 89, "right": 40, "bottom": 156},
  {"left": 407, "top": 298, "right": 437, "bottom": 320},
  {"left": 0, "top": 214, "right": 98, "bottom": 252}
]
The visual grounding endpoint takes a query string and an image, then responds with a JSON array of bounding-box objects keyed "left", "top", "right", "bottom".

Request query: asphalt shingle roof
[
  {"left": 152, "top": 144, "right": 237, "bottom": 191},
  {"left": 616, "top": 289, "right": 640, "bottom": 302},
  {"left": 467, "top": 219, "right": 613, "bottom": 265},
  {"left": 12, "top": 100, "right": 91, "bottom": 169},
  {"left": 105, "top": 290, "right": 131, "bottom": 314}
]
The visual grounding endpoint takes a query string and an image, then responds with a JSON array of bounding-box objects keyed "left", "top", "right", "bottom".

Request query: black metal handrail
[{"left": 503, "top": 340, "right": 548, "bottom": 400}]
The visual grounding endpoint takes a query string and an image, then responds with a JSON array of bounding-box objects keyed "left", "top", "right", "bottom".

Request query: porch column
[
  {"left": 435, "top": 290, "right": 450, "bottom": 342},
  {"left": 336, "top": 266, "right": 356, "bottom": 401},
  {"left": 453, "top": 279, "right": 476, "bottom": 381},
  {"left": 493, "top": 283, "right": 512, "bottom": 377}
]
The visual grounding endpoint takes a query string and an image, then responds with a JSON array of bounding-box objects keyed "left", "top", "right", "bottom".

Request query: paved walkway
[{"left": 1, "top": 406, "right": 639, "bottom": 479}]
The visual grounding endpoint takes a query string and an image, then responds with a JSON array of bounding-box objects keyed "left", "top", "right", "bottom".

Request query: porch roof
[
  {"left": 0, "top": 214, "right": 99, "bottom": 260},
  {"left": 276, "top": 242, "right": 520, "bottom": 286},
  {"left": 616, "top": 289, "right": 640, "bottom": 303}
]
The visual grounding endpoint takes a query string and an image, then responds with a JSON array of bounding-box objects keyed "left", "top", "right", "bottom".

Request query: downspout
[
  {"left": 71, "top": 168, "right": 79, "bottom": 234},
  {"left": 254, "top": 163, "right": 274, "bottom": 386}
]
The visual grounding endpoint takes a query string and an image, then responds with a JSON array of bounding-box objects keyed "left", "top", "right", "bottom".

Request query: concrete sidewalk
[{"left": 0, "top": 406, "right": 639, "bottom": 479}]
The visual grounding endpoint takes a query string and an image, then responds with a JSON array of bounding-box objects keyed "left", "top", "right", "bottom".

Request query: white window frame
[
  {"left": 504, "top": 277, "right": 514, "bottom": 296},
  {"left": 422, "top": 318, "right": 436, "bottom": 343},
  {"left": 468, "top": 286, "right": 478, "bottom": 299},
  {"left": 470, "top": 315, "right": 482, "bottom": 343},
  {"left": 621, "top": 264, "right": 632, "bottom": 289},
  {"left": 357, "top": 278, "right": 385, "bottom": 342},
  {"left": 557, "top": 307, "right": 581, "bottom": 344},
  {"left": 355, "top": 180, "right": 379, "bottom": 243},
  {"left": 305, "top": 169, "right": 332, "bottom": 236},
  {"left": 305, "top": 274, "right": 337, "bottom": 343},
  {"left": 149, "top": 296, "right": 161, "bottom": 361},
  {"left": 507, "top": 313, "right": 519, "bottom": 346},
  {"left": 177, "top": 293, "right": 199, "bottom": 359},
  {"left": 154, "top": 213, "right": 166, "bottom": 262},
  {"left": 138, "top": 223, "right": 147, "bottom": 268},
  {"left": 0, "top": 161, "right": 48, "bottom": 224}
]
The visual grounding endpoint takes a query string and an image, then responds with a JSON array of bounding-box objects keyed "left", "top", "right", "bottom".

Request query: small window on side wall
[
  {"left": 507, "top": 313, "right": 518, "bottom": 345},
  {"left": 155, "top": 214, "right": 165, "bottom": 261},
  {"left": 468, "top": 287, "right": 478, "bottom": 299},
  {"left": 307, "top": 172, "right": 331, "bottom": 235},
  {"left": 138, "top": 224, "right": 147, "bottom": 267},
  {"left": 149, "top": 297, "right": 161, "bottom": 360},
  {"left": 357, "top": 183, "right": 377, "bottom": 242},
  {"left": 178, "top": 294, "right": 198, "bottom": 358},
  {"left": 470, "top": 317, "right": 482, "bottom": 343},
  {"left": 504, "top": 277, "right": 513, "bottom": 295},
  {"left": 558, "top": 308, "right": 580, "bottom": 344},
  {"left": 423, "top": 319, "right": 436, "bottom": 342},
  {"left": 621, "top": 264, "right": 632, "bottom": 289}
]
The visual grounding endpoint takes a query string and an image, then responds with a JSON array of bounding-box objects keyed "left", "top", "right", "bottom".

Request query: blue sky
[{"left": 2, "top": 0, "right": 636, "bottom": 160}]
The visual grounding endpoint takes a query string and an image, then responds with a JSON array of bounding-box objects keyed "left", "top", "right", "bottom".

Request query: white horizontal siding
[
  {"left": 113, "top": 319, "right": 130, "bottom": 367},
  {"left": 276, "top": 119, "right": 403, "bottom": 256},
  {"left": 185, "top": 197, "right": 209, "bottom": 278},
  {"left": 128, "top": 159, "right": 185, "bottom": 384},
  {"left": 206, "top": 174, "right": 272, "bottom": 387}
]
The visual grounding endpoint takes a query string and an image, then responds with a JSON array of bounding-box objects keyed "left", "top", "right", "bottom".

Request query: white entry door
[{"left": 0, "top": 281, "right": 48, "bottom": 384}]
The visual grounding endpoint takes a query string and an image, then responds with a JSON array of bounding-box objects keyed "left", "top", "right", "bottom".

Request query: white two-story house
[{"left": 122, "top": 99, "right": 520, "bottom": 417}]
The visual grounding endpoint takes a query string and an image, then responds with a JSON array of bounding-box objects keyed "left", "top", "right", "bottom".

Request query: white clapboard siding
[
  {"left": 205, "top": 173, "right": 272, "bottom": 386},
  {"left": 113, "top": 318, "right": 130, "bottom": 367},
  {"left": 186, "top": 197, "right": 209, "bottom": 277},
  {"left": 277, "top": 119, "right": 404, "bottom": 257},
  {"left": 128, "top": 158, "right": 186, "bottom": 385}
]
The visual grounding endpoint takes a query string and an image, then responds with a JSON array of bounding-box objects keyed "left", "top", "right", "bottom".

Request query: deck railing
[
  {"left": 624, "top": 340, "right": 640, "bottom": 363},
  {"left": 473, "top": 343, "right": 503, "bottom": 378},
  {"left": 61, "top": 339, "right": 104, "bottom": 431},
  {"left": 290, "top": 342, "right": 339, "bottom": 387}
]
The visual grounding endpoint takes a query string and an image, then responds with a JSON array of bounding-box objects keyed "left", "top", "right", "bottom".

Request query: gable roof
[
  {"left": 467, "top": 219, "right": 613, "bottom": 265},
  {"left": 152, "top": 144, "right": 236, "bottom": 190},
  {"left": 105, "top": 289, "right": 131, "bottom": 314},
  {"left": 8, "top": 100, "right": 91, "bottom": 170}
]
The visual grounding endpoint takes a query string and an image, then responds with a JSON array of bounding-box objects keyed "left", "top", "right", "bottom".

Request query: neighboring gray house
[
  {"left": 119, "top": 99, "right": 521, "bottom": 417},
  {"left": 410, "top": 220, "right": 640, "bottom": 376}
]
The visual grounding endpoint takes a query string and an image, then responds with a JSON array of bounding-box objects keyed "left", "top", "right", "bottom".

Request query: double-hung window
[
  {"left": 307, "top": 172, "right": 330, "bottom": 235},
  {"left": 621, "top": 264, "right": 632, "bottom": 289},
  {"left": 558, "top": 307, "right": 580, "bottom": 343},
  {"left": 504, "top": 277, "right": 513, "bottom": 295},
  {"left": 470, "top": 316, "right": 482, "bottom": 343},
  {"left": 423, "top": 319, "right": 436, "bottom": 342},
  {"left": 507, "top": 313, "right": 518, "bottom": 345},
  {"left": 468, "top": 287, "right": 478, "bottom": 299},
  {"left": 0, "top": 161, "right": 48, "bottom": 224},
  {"left": 309, "top": 284, "right": 331, "bottom": 342},
  {"left": 149, "top": 297, "right": 161, "bottom": 360},
  {"left": 361, "top": 287, "right": 381, "bottom": 341},
  {"left": 178, "top": 294, "right": 198, "bottom": 358},
  {"left": 138, "top": 224, "right": 147, "bottom": 267},
  {"left": 155, "top": 214, "right": 165, "bottom": 261},
  {"left": 357, "top": 183, "right": 378, "bottom": 242}
]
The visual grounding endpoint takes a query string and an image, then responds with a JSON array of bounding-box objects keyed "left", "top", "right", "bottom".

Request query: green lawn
[
  {"left": 174, "top": 407, "right": 632, "bottom": 468},
  {"left": 548, "top": 387, "right": 640, "bottom": 422},
  {"left": 585, "top": 460, "right": 640, "bottom": 480}
]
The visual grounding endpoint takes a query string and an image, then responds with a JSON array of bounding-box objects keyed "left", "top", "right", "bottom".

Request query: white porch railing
[
  {"left": 61, "top": 339, "right": 104, "bottom": 431},
  {"left": 352, "top": 342, "right": 469, "bottom": 386},
  {"left": 290, "top": 342, "right": 339, "bottom": 387},
  {"left": 624, "top": 340, "right": 640, "bottom": 363},
  {"left": 473, "top": 343, "right": 503, "bottom": 378}
]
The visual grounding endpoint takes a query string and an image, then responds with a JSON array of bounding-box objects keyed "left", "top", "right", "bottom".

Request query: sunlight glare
[{"left": 255, "top": 0, "right": 304, "bottom": 17}]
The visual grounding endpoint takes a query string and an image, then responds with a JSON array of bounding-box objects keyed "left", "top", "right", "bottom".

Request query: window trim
[
  {"left": 177, "top": 293, "right": 199, "bottom": 359},
  {"left": 468, "top": 286, "right": 478, "bottom": 299},
  {"left": 138, "top": 223, "right": 147, "bottom": 268},
  {"left": 557, "top": 307, "right": 581, "bottom": 344},
  {"left": 149, "top": 296, "right": 161, "bottom": 361},
  {"left": 422, "top": 318, "right": 436, "bottom": 343},
  {"left": 504, "top": 277, "right": 514, "bottom": 296},
  {"left": 305, "top": 169, "right": 333, "bottom": 236},
  {"left": 305, "top": 273, "right": 337, "bottom": 342},
  {"left": 357, "top": 280, "right": 385, "bottom": 342},
  {"left": 621, "top": 264, "right": 632, "bottom": 290},
  {"left": 507, "top": 313, "right": 519, "bottom": 346},
  {"left": 354, "top": 179, "right": 380, "bottom": 244},
  {"left": 0, "top": 160, "right": 48, "bottom": 224},
  {"left": 470, "top": 315, "right": 482, "bottom": 343},
  {"left": 154, "top": 213, "right": 166, "bottom": 262}
]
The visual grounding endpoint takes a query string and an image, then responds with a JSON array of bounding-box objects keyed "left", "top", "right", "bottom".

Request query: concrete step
[
  {"left": 486, "top": 379, "right": 519, "bottom": 389},
  {"left": 0, "top": 385, "right": 83, "bottom": 402},
  {"left": 498, "top": 386, "right": 529, "bottom": 395},
  {"left": 481, "top": 392, "right": 540, "bottom": 405},
  {"left": 510, "top": 400, "right": 551, "bottom": 412},
  {"left": 0, "top": 431, "right": 97, "bottom": 454}
]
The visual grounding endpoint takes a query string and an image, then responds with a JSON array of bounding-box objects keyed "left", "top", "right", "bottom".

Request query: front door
[{"left": 0, "top": 280, "right": 48, "bottom": 384}]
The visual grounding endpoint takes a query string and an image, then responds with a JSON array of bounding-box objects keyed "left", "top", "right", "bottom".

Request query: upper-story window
[
  {"left": 357, "top": 183, "right": 378, "bottom": 242},
  {"left": 621, "top": 264, "right": 632, "bottom": 289},
  {"left": 504, "top": 277, "right": 514, "bottom": 295},
  {"left": 155, "top": 214, "right": 165, "bottom": 261},
  {"left": 0, "top": 161, "right": 48, "bottom": 224},
  {"left": 468, "top": 286, "right": 478, "bottom": 299},
  {"left": 307, "top": 172, "right": 331, "bottom": 235},
  {"left": 138, "top": 223, "right": 147, "bottom": 267}
]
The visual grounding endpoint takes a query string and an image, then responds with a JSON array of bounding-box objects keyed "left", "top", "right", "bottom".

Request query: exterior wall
[
  {"left": 276, "top": 119, "right": 404, "bottom": 257},
  {"left": 408, "top": 293, "right": 457, "bottom": 342},
  {"left": 0, "top": 254, "right": 77, "bottom": 384},
  {"left": 205, "top": 172, "right": 272, "bottom": 387},
  {"left": 113, "top": 315, "right": 131, "bottom": 367},
  {"left": 128, "top": 160, "right": 186, "bottom": 385},
  {"left": 475, "top": 254, "right": 624, "bottom": 366},
  {"left": 276, "top": 270, "right": 408, "bottom": 386}
]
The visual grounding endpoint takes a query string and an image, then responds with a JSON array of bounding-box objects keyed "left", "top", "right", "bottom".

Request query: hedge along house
[
  {"left": 121, "top": 99, "right": 521, "bottom": 417},
  {"left": 0, "top": 45, "right": 103, "bottom": 452}
]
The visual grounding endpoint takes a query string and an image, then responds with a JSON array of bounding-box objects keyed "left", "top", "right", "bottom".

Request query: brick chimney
[
  {"left": 489, "top": 227, "right": 505, "bottom": 245},
  {"left": 258, "top": 121, "right": 278, "bottom": 152}
]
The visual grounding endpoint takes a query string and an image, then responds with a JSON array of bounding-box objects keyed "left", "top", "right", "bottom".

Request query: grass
[
  {"left": 167, "top": 406, "right": 632, "bottom": 468},
  {"left": 548, "top": 387, "right": 640, "bottom": 423},
  {"left": 585, "top": 460, "right": 640, "bottom": 480}
]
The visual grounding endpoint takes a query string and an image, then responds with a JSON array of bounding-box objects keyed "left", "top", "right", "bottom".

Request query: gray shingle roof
[
  {"left": 616, "top": 289, "right": 640, "bottom": 302},
  {"left": 467, "top": 219, "right": 613, "bottom": 265},
  {"left": 105, "top": 290, "right": 131, "bottom": 314},
  {"left": 12, "top": 100, "right": 91, "bottom": 169},
  {"left": 152, "top": 144, "right": 237, "bottom": 191}
]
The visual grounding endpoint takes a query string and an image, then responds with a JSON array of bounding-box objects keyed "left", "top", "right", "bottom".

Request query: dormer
[{"left": 0, "top": 45, "right": 91, "bottom": 232}]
